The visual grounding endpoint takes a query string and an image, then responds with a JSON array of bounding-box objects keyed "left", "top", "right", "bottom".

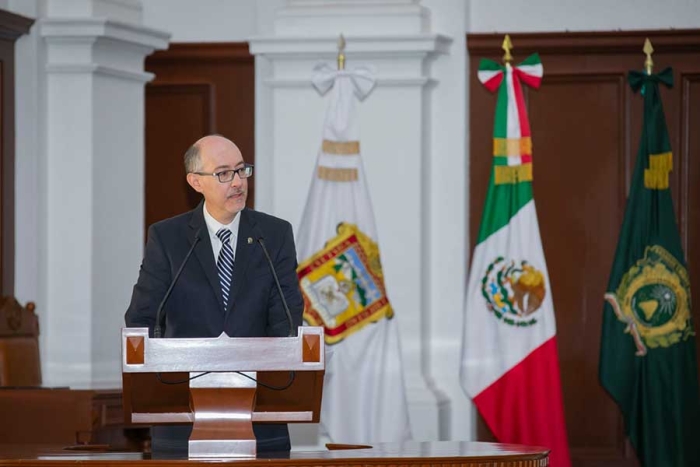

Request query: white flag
[{"left": 296, "top": 63, "right": 411, "bottom": 443}]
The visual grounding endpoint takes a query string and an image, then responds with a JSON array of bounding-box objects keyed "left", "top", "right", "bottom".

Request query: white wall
[
  {"left": 142, "top": 0, "right": 264, "bottom": 42},
  {"left": 468, "top": 0, "right": 700, "bottom": 32},
  {"left": 422, "top": 0, "right": 470, "bottom": 441}
]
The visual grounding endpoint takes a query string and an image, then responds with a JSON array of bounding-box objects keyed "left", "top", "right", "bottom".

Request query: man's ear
[{"left": 186, "top": 173, "right": 203, "bottom": 193}]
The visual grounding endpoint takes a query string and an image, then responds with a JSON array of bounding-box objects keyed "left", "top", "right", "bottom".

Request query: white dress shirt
[{"left": 202, "top": 202, "right": 241, "bottom": 263}]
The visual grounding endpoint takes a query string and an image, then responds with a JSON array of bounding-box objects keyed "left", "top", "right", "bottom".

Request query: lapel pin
[{"left": 248, "top": 237, "right": 253, "bottom": 244}]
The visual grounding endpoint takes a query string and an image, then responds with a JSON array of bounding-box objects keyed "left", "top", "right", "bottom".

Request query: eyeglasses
[{"left": 193, "top": 164, "right": 254, "bottom": 183}]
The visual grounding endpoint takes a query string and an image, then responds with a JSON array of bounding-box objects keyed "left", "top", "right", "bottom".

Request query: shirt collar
[{"left": 202, "top": 202, "right": 241, "bottom": 241}]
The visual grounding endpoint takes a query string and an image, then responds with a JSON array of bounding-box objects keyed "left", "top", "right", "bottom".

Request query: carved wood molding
[
  {"left": 0, "top": 9, "right": 33, "bottom": 41},
  {"left": 147, "top": 42, "right": 253, "bottom": 63},
  {"left": 467, "top": 29, "right": 700, "bottom": 56}
]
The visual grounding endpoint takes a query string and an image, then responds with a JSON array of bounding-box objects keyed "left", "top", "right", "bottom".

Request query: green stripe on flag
[
  {"left": 476, "top": 176, "right": 532, "bottom": 244},
  {"left": 494, "top": 82, "right": 508, "bottom": 138}
]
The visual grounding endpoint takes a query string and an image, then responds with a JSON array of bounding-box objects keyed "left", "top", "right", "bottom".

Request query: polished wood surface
[
  {"left": 0, "top": 297, "right": 41, "bottom": 386},
  {"left": 189, "top": 385, "right": 256, "bottom": 444},
  {"left": 0, "top": 441, "right": 549, "bottom": 466},
  {"left": 0, "top": 388, "right": 146, "bottom": 449},
  {"left": 467, "top": 29, "right": 700, "bottom": 467}
]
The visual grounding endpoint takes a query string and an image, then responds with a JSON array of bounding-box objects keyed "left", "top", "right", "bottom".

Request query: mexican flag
[
  {"left": 460, "top": 54, "right": 571, "bottom": 467},
  {"left": 599, "top": 67, "right": 700, "bottom": 467}
]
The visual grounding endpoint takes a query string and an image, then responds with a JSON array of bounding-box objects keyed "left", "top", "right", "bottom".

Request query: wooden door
[
  {"left": 467, "top": 30, "right": 700, "bottom": 467},
  {"left": 144, "top": 43, "right": 255, "bottom": 234}
]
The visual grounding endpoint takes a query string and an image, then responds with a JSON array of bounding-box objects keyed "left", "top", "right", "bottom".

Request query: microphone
[
  {"left": 154, "top": 228, "right": 203, "bottom": 338},
  {"left": 256, "top": 235, "right": 296, "bottom": 337}
]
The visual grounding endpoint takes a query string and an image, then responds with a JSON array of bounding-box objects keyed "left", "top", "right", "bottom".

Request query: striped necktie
[{"left": 216, "top": 228, "right": 234, "bottom": 308}]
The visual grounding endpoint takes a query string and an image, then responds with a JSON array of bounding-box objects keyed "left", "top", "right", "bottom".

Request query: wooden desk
[
  {"left": 0, "top": 388, "right": 147, "bottom": 449},
  {"left": 0, "top": 441, "right": 548, "bottom": 466}
]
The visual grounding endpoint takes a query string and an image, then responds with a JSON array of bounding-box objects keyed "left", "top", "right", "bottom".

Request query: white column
[
  {"left": 423, "top": 0, "right": 473, "bottom": 443},
  {"left": 250, "top": 0, "right": 453, "bottom": 443},
  {"left": 36, "top": 1, "right": 169, "bottom": 387}
]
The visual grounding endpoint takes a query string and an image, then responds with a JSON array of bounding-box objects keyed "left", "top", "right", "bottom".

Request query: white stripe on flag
[
  {"left": 505, "top": 64, "right": 521, "bottom": 139},
  {"left": 461, "top": 200, "right": 557, "bottom": 397}
]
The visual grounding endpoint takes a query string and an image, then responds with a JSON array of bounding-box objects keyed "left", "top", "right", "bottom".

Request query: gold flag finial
[
  {"left": 337, "top": 34, "right": 346, "bottom": 70},
  {"left": 502, "top": 34, "right": 513, "bottom": 63},
  {"left": 643, "top": 38, "right": 654, "bottom": 75}
]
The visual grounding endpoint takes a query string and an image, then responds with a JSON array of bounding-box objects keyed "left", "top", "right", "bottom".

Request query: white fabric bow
[{"left": 311, "top": 62, "right": 377, "bottom": 101}]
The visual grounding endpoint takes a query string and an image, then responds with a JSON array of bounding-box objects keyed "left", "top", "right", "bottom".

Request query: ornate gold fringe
[
  {"left": 318, "top": 166, "right": 358, "bottom": 182},
  {"left": 322, "top": 140, "right": 360, "bottom": 155},
  {"left": 493, "top": 137, "right": 532, "bottom": 156},
  {"left": 644, "top": 152, "right": 672, "bottom": 189},
  {"left": 494, "top": 164, "right": 533, "bottom": 185}
]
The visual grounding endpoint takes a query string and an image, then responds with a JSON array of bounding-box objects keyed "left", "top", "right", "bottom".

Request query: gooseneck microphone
[
  {"left": 257, "top": 236, "right": 296, "bottom": 337},
  {"left": 154, "top": 228, "right": 203, "bottom": 338}
]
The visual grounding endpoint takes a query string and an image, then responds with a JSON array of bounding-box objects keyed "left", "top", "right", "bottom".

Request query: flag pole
[
  {"left": 643, "top": 38, "right": 654, "bottom": 75},
  {"left": 337, "top": 34, "right": 346, "bottom": 70}
]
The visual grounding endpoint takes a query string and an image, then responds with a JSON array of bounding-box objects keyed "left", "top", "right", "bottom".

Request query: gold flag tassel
[
  {"left": 645, "top": 152, "right": 672, "bottom": 189},
  {"left": 494, "top": 164, "right": 533, "bottom": 185}
]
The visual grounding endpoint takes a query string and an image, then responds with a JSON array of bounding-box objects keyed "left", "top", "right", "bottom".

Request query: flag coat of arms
[
  {"left": 460, "top": 54, "right": 571, "bottom": 467},
  {"left": 599, "top": 67, "right": 700, "bottom": 467},
  {"left": 296, "top": 62, "right": 411, "bottom": 443}
]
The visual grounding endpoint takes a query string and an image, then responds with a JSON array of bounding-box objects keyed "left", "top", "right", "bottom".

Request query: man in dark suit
[{"left": 125, "top": 135, "right": 304, "bottom": 454}]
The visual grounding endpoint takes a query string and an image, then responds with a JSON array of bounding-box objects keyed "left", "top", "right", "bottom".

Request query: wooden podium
[{"left": 121, "top": 326, "right": 324, "bottom": 458}]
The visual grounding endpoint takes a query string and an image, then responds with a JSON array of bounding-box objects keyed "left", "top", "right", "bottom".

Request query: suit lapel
[
  {"left": 226, "top": 209, "right": 256, "bottom": 316},
  {"left": 189, "top": 202, "right": 225, "bottom": 313}
]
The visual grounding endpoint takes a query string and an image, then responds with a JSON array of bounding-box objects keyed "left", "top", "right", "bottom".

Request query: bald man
[{"left": 125, "top": 135, "right": 304, "bottom": 454}]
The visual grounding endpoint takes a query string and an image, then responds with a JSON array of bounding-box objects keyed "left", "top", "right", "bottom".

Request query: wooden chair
[
  {"left": 0, "top": 302, "right": 149, "bottom": 448},
  {"left": 0, "top": 297, "right": 41, "bottom": 386}
]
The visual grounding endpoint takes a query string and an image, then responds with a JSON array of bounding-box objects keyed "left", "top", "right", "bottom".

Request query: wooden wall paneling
[
  {"left": 528, "top": 74, "right": 627, "bottom": 462},
  {"left": 145, "top": 83, "right": 215, "bottom": 229},
  {"left": 144, "top": 43, "right": 254, "bottom": 234},
  {"left": 0, "top": 61, "right": 5, "bottom": 294},
  {"left": 467, "top": 30, "right": 700, "bottom": 467},
  {"left": 0, "top": 10, "right": 33, "bottom": 295}
]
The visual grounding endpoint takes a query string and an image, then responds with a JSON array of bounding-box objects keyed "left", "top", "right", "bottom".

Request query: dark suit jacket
[{"left": 125, "top": 202, "right": 304, "bottom": 452}]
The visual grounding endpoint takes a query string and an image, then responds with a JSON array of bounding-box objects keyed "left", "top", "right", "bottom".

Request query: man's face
[{"left": 187, "top": 138, "right": 248, "bottom": 224}]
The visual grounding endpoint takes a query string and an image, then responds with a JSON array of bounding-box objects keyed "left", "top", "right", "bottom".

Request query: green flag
[{"left": 600, "top": 67, "right": 700, "bottom": 467}]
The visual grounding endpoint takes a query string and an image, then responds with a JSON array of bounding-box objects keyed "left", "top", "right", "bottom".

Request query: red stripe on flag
[
  {"left": 510, "top": 71, "right": 531, "bottom": 138},
  {"left": 482, "top": 73, "right": 503, "bottom": 93},
  {"left": 473, "top": 337, "right": 571, "bottom": 467},
  {"left": 521, "top": 155, "right": 532, "bottom": 163}
]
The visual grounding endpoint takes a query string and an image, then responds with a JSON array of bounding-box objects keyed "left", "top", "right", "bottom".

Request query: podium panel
[{"left": 121, "top": 326, "right": 324, "bottom": 458}]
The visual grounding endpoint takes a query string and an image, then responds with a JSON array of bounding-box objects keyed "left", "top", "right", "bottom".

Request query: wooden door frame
[{"left": 0, "top": 9, "right": 34, "bottom": 295}]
